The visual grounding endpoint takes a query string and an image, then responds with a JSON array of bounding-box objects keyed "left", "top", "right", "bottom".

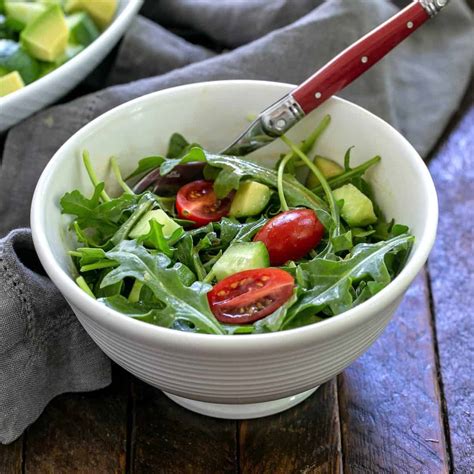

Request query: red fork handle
[{"left": 292, "top": 1, "right": 430, "bottom": 114}]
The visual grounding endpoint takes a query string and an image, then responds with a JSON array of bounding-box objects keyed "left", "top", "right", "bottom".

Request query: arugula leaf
[
  {"left": 110, "top": 193, "right": 155, "bottom": 246},
  {"left": 343, "top": 146, "right": 354, "bottom": 171},
  {"left": 101, "top": 240, "right": 224, "bottom": 334},
  {"left": 217, "top": 217, "right": 268, "bottom": 248},
  {"left": 155, "top": 196, "right": 176, "bottom": 215},
  {"left": 372, "top": 219, "right": 410, "bottom": 242},
  {"left": 94, "top": 268, "right": 124, "bottom": 298},
  {"left": 252, "top": 291, "right": 298, "bottom": 333},
  {"left": 176, "top": 233, "right": 203, "bottom": 278},
  {"left": 126, "top": 156, "right": 165, "bottom": 180},
  {"left": 331, "top": 230, "right": 353, "bottom": 253},
  {"left": 69, "top": 247, "right": 117, "bottom": 271},
  {"left": 61, "top": 185, "right": 140, "bottom": 244},
  {"left": 60, "top": 182, "right": 103, "bottom": 216},
  {"left": 284, "top": 234, "right": 414, "bottom": 327},
  {"left": 166, "top": 133, "right": 191, "bottom": 158},
  {"left": 136, "top": 219, "right": 183, "bottom": 258},
  {"left": 213, "top": 165, "right": 242, "bottom": 197},
  {"left": 159, "top": 147, "right": 206, "bottom": 176},
  {"left": 175, "top": 230, "right": 219, "bottom": 280},
  {"left": 100, "top": 294, "right": 175, "bottom": 326}
]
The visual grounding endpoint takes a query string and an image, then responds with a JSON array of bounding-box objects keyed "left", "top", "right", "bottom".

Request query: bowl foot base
[{"left": 163, "top": 386, "right": 319, "bottom": 419}]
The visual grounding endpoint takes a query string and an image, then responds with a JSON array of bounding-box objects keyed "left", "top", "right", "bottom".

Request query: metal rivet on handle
[
  {"left": 361, "top": 56, "right": 368, "bottom": 64},
  {"left": 276, "top": 119, "right": 286, "bottom": 130},
  {"left": 407, "top": 21, "right": 414, "bottom": 28},
  {"left": 315, "top": 92, "right": 322, "bottom": 99}
]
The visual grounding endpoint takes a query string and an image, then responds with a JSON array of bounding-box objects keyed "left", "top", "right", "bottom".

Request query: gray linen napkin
[
  {"left": 0, "top": 0, "right": 472, "bottom": 444},
  {"left": 0, "top": 229, "right": 110, "bottom": 443}
]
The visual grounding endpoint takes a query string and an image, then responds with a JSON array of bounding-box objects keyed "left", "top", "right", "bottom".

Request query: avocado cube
[
  {"left": 0, "top": 39, "right": 41, "bottom": 84},
  {"left": 39, "top": 42, "right": 83, "bottom": 77},
  {"left": 306, "top": 156, "right": 343, "bottom": 188},
  {"left": 229, "top": 181, "right": 272, "bottom": 218},
  {"left": 0, "top": 70, "right": 24, "bottom": 96},
  {"left": 64, "top": 0, "right": 117, "bottom": 30},
  {"left": 333, "top": 184, "right": 377, "bottom": 227},
  {"left": 21, "top": 5, "right": 68, "bottom": 62},
  {"left": 67, "top": 12, "right": 99, "bottom": 46},
  {"left": 5, "top": 1, "right": 47, "bottom": 30},
  {"left": 129, "top": 210, "right": 182, "bottom": 240}
]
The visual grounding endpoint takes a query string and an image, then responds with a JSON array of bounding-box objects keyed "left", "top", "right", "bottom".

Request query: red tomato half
[
  {"left": 208, "top": 268, "right": 295, "bottom": 324},
  {"left": 253, "top": 209, "right": 324, "bottom": 266},
  {"left": 176, "top": 180, "right": 232, "bottom": 226}
]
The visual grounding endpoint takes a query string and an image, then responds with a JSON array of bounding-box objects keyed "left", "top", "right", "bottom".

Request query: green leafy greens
[{"left": 61, "top": 118, "right": 413, "bottom": 335}]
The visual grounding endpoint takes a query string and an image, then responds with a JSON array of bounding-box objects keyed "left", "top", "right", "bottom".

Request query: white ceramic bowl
[
  {"left": 0, "top": 0, "right": 143, "bottom": 132},
  {"left": 31, "top": 81, "right": 438, "bottom": 419}
]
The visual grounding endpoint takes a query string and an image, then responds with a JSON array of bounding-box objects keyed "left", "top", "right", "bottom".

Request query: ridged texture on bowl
[{"left": 74, "top": 298, "right": 401, "bottom": 403}]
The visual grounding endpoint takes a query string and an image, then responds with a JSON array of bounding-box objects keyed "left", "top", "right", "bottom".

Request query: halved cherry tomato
[
  {"left": 207, "top": 268, "right": 295, "bottom": 324},
  {"left": 253, "top": 209, "right": 324, "bottom": 266},
  {"left": 176, "top": 180, "right": 232, "bottom": 226}
]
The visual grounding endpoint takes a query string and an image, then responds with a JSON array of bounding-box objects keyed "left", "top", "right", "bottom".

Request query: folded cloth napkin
[{"left": 0, "top": 0, "right": 472, "bottom": 443}]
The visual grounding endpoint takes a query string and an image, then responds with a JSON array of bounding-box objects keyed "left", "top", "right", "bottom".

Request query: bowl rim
[
  {"left": 0, "top": 0, "right": 143, "bottom": 107},
  {"left": 31, "top": 79, "right": 438, "bottom": 348}
]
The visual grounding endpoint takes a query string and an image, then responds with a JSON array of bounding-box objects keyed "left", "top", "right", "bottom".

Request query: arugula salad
[{"left": 60, "top": 115, "right": 414, "bottom": 335}]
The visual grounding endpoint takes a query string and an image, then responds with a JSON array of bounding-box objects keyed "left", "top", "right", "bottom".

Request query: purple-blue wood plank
[
  {"left": 338, "top": 270, "right": 449, "bottom": 473},
  {"left": 427, "top": 98, "right": 474, "bottom": 472}
]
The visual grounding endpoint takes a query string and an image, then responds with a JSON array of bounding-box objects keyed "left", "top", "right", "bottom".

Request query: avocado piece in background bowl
[
  {"left": 21, "top": 5, "right": 68, "bottom": 61},
  {"left": 64, "top": 0, "right": 117, "bottom": 30},
  {"left": 67, "top": 11, "right": 99, "bottom": 46},
  {"left": 0, "top": 70, "right": 24, "bottom": 96},
  {"left": 4, "top": 1, "right": 47, "bottom": 31},
  {"left": 0, "top": 39, "right": 40, "bottom": 84},
  {"left": 39, "top": 42, "right": 84, "bottom": 77}
]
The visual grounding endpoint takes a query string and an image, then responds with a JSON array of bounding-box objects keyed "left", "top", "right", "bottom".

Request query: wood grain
[
  {"left": 338, "top": 271, "right": 449, "bottom": 473},
  {"left": 0, "top": 437, "right": 23, "bottom": 474},
  {"left": 23, "top": 366, "right": 129, "bottom": 474},
  {"left": 239, "top": 379, "right": 342, "bottom": 474},
  {"left": 131, "top": 380, "right": 237, "bottom": 473},
  {"left": 427, "top": 97, "right": 474, "bottom": 473}
]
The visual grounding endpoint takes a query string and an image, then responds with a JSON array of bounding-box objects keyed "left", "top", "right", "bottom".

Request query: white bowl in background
[
  {"left": 0, "top": 0, "right": 143, "bottom": 132},
  {"left": 31, "top": 81, "right": 438, "bottom": 419}
]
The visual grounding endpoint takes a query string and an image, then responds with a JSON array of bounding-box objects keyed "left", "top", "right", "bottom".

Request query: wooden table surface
[{"left": 1, "top": 32, "right": 473, "bottom": 474}]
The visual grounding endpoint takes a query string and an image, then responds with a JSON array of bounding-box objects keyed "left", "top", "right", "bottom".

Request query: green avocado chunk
[
  {"left": 306, "top": 156, "right": 343, "bottom": 188},
  {"left": 64, "top": 0, "right": 117, "bottom": 29},
  {"left": 39, "top": 42, "right": 83, "bottom": 77},
  {"left": 67, "top": 12, "right": 99, "bottom": 46},
  {"left": 129, "top": 209, "right": 182, "bottom": 239},
  {"left": 0, "top": 39, "right": 40, "bottom": 84},
  {"left": 4, "top": 1, "right": 47, "bottom": 31},
  {"left": 212, "top": 241, "right": 270, "bottom": 281},
  {"left": 21, "top": 5, "right": 68, "bottom": 62},
  {"left": 229, "top": 180, "right": 272, "bottom": 218},
  {"left": 333, "top": 183, "right": 377, "bottom": 227},
  {"left": 0, "top": 70, "right": 24, "bottom": 96}
]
